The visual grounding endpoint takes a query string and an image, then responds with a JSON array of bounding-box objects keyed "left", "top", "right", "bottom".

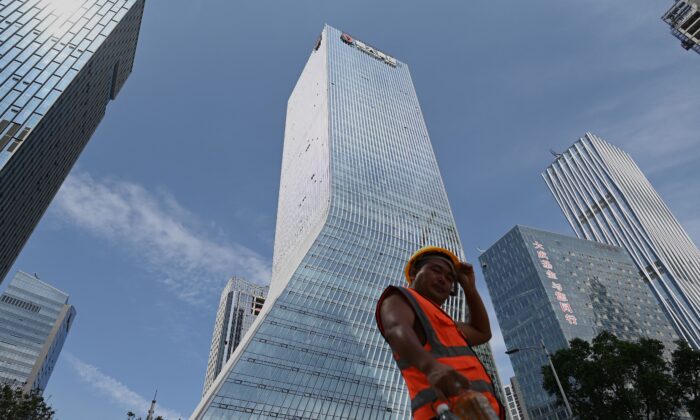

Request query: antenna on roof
[{"left": 550, "top": 148, "right": 562, "bottom": 159}]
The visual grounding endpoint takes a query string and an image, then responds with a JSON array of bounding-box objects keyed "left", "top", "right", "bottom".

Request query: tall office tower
[
  {"left": 509, "top": 377, "right": 530, "bottom": 420},
  {"left": 0, "top": 0, "right": 145, "bottom": 282},
  {"left": 504, "top": 384, "right": 524, "bottom": 420},
  {"left": 542, "top": 133, "right": 700, "bottom": 348},
  {"left": 0, "top": 270, "right": 75, "bottom": 393},
  {"left": 192, "top": 25, "right": 504, "bottom": 419},
  {"left": 662, "top": 0, "right": 700, "bottom": 55},
  {"left": 202, "top": 277, "right": 268, "bottom": 395},
  {"left": 480, "top": 226, "right": 679, "bottom": 420}
]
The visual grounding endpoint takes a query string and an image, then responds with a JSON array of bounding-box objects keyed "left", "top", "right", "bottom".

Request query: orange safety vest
[{"left": 376, "top": 286, "right": 505, "bottom": 420}]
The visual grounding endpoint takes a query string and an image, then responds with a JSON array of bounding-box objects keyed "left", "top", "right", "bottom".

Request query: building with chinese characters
[
  {"left": 191, "top": 25, "right": 505, "bottom": 419},
  {"left": 479, "top": 225, "right": 678, "bottom": 420},
  {"left": 202, "top": 277, "right": 268, "bottom": 395},
  {"left": 0, "top": 0, "right": 145, "bottom": 283}
]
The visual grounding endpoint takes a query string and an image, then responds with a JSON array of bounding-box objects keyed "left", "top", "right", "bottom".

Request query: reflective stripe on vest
[{"left": 376, "top": 286, "right": 505, "bottom": 420}]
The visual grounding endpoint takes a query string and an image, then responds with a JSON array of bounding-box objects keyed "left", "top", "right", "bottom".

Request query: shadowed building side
[{"left": 0, "top": 0, "right": 146, "bottom": 283}]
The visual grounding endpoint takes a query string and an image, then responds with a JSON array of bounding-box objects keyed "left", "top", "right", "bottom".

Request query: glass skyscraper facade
[
  {"left": 479, "top": 225, "right": 679, "bottom": 420},
  {"left": 662, "top": 0, "right": 700, "bottom": 55},
  {"left": 0, "top": 0, "right": 145, "bottom": 283},
  {"left": 542, "top": 133, "right": 700, "bottom": 348},
  {"left": 203, "top": 277, "right": 268, "bottom": 396},
  {"left": 192, "top": 25, "right": 504, "bottom": 419},
  {"left": 0, "top": 270, "right": 75, "bottom": 393}
]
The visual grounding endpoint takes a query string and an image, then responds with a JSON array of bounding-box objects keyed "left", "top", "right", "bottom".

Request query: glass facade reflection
[
  {"left": 0, "top": 0, "right": 145, "bottom": 282},
  {"left": 0, "top": 270, "right": 75, "bottom": 393},
  {"left": 479, "top": 226, "right": 678, "bottom": 420},
  {"left": 192, "top": 25, "right": 504, "bottom": 419},
  {"left": 203, "top": 277, "right": 268, "bottom": 396},
  {"left": 543, "top": 133, "right": 700, "bottom": 348}
]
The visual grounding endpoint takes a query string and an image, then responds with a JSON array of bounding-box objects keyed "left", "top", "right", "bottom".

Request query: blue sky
[{"left": 4, "top": 0, "right": 700, "bottom": 418}]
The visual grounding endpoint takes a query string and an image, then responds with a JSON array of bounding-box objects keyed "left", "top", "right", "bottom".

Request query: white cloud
[
  {"left": 65, "top": 354, "right": 184, "bottom": 420},
  {"left": 51, "top": 172, "right": 271, "bottom": 304}
]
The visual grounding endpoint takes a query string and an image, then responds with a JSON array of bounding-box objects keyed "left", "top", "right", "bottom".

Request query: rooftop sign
[{"left": 340, "top": 33, "right": 397, "bottom": 67}]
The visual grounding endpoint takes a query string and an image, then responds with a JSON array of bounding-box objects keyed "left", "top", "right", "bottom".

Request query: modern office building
[
  {"left": 509, "top": 377, "right": 530, "bottom": 420},
  {"left": 0, "top": 0, "right": 145, "bottom": 283},
  {"left": 202, "top": 277, "right": 268, "bottom": 395},
  {"left": 542, "top": 133, "right": 700, "bottom": 348},
  {"left": 662, "top": 0, "right": 700, "bottom": 54},
  {"left": 479, "top": 225, "right": 679, "bottom": 420},
  {"left": 504, "top": 381, "right": 528, "bottom": 420},
  {"left": 192, "top": 25, "right": 504, "bottom": 419},
  {"left": 0, "top": 270, "right": 75, "bottom": 393}
]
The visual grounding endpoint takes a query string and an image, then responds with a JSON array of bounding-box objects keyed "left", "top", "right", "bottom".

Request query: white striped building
[{"left": 542, "top": 133, "right": 700, "bottom": 348}]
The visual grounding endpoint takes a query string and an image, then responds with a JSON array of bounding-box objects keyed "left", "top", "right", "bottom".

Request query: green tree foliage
[
  {"left": 541, "top": 331, "right": 699, "bottom": 420},
  {"left": 0, "top": 384, "right": 54, "bottom": 420},
  {"left": 673, "top": 339, "right": 700, "bottom": 418}
]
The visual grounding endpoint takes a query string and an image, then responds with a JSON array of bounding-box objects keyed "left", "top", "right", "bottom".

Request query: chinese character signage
[{"left": 532, "top": 241, "right": 577, "bottom": 325}]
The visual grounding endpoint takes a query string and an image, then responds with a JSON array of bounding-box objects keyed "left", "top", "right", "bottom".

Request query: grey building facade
[
  {"left": 0, "top": 270, "right": 75, "bottom": 393},
  {"left": 504, "top": 383, "right": 526, "bottom": 420},
  {"left": 480, "top": 225, "right": 678, "bottom": 420},
  {"left": 509, "top": 376, "right": 530, "bottom": 420},
  {"left": 542, "top": 133, "right": 700, "bottom": 348},
  {"left": 0, "top": 0, "right": 145, "bottom": 283},
  {"left": 203, "top": 277, "right": 268, "bottom": 395},
  {"left": 662, "top": 0, "right": 700, "bottom": 54},
  {"left": 192, "top": 25, "right": 504, "bottom": 419}
]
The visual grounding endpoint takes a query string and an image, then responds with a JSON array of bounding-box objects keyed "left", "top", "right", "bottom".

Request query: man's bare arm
[
  {"left": 380, "top": 293, "right": 435, "bottom": 373},
  {"left": 456, "top": 263, "right": 492, "bottom": 346}
]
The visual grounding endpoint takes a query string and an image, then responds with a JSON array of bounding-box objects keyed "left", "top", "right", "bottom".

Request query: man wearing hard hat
[{"left": 375, "top": 247, "right": 505, "bottom": 420}]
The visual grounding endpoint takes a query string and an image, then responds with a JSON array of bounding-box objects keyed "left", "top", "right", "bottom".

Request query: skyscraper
[
  {"left": 508, "top": 377, "right": 530, "bottom": 420},
  {"left": 662, "top": 0, "right": 700, "bottom": 55},
  {"left": 203, "top": 277, "right": 268, "bottom": 395},
  {"left": 192, "top": 25, "right": 504, "bottom": 419},
  {"left": 0, "top": 270, "right": 75, "bottom": 393},
  {"left": 542, "top": 133, "right": 700, "bottom": 348},
  {"left": 504, "top": 381, "right": 528, "bottom": 420},
  {"left": 0, "top": 0, "right": 145, "bottom": 282},
  {"left": 479, "top": 226, "right": 679, "bottom": 420}
]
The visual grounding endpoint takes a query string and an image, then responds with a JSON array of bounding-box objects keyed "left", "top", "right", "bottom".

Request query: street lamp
[{"left": 505, "top": 339, "right": 573, "bottom": 418}]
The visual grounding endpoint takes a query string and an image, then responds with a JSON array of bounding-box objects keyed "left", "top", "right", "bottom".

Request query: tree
[
  {"left": 541, "top": 331, "right": 679, "bottom": 420},
  {"left": 0, "top": 384, "right": 55, "bottom": 420},
  {"left": 672, "top": 339, "right": 700, "bottom": 418}
]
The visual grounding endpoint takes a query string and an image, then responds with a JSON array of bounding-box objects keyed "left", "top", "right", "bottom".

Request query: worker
[{"left": 375, "top": 246, "right": 505, "bottom": 419}]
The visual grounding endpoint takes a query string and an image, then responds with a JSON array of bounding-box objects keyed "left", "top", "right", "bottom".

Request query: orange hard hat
[{"left": 404, "top": 246, "right": 460, "bottom": 284}]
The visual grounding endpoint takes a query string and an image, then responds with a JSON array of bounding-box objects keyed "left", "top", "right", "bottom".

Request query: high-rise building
[
  {"left": 0, "top": 270, "right": 75, "bottom": 393},
  {"left": 504, "top": 382, "right": 527, "bottom": 420},
  {"left": 192, "top": 25, "right": 504, "bottom": 419},
  {"left": 542, "top": 133, "right": 700, "bottom": 348},
  {"left": 504, "top": 384, "right": 520, "bottom": 420},
  {"left": 662, "top": 0, "right": 700, "bottom": 55},
  {"left": 0, "top": 0, "right": 145, "bottom": 282},
  {"left": 509, "top": 377, "right": 530, "bottom": 420},
  {"left": 203, "top": 277, "right": 268, "bottom": 395},
  {"left": 479, "top": 225, "right": 679, "bottom": 420}
]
